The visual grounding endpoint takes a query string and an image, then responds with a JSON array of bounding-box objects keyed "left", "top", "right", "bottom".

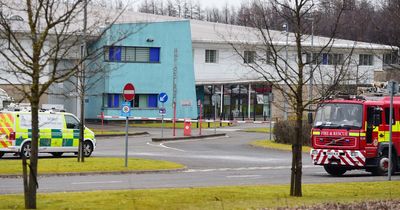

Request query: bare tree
[
  {"left": 0, "top": 0, "right": 132, "bottom": 208},
  {"left": 227, "top": 0, "right": 350, "bottom": 196}
]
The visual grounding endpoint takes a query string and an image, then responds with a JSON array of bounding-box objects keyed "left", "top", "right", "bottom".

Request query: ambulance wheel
[
  {"left": 0, "top": 152, "right": 4, "bottom": 158},
  {"left": 324, "top": 165, "right": 346, "bottom": 176},
  {"left": 51, "top": 152, "right": 63, "bottom": 158},
  {"left": 83, "top": 141, "right": 93, "bottom": 157},
  {"left": 21, "top": 142, "right": 32, "bottom": 158},
  {"left": 371, "top": 154, "right": 394, "bottom": 176}
]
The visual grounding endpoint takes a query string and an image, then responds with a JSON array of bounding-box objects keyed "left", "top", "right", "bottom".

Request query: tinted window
[{"left": 65, "top": 115, "right": 80, "bottom": 129}]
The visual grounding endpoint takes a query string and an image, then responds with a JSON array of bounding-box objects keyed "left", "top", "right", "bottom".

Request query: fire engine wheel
[
  {"left": 323, "top": 165, "right": 347, "bottom": 176},
  {"left": 51, "top": 152, "right": 63, "bottom": 158},
  {"left": 21, "top": 142, "right": 32, "bottom": 158},
  {"left": 371, "top": 155, "right": 394, "bottom": 176},
  {"left": 83, "top": 141, "right": 93, "bottom": 157}
]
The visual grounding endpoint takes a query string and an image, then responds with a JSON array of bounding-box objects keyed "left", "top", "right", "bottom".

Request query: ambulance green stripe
[
  {"left": 73, "top": 130, "right": 80, "bottom": 138},
  {"left": 51, "top": 129, "right": 62, "bottom": 138},
  {"left": 40, "top": 138, "right": 51, "bottom": 147},
  {"left": 62, "top": 139, "right": 74, "bottom": 147}
]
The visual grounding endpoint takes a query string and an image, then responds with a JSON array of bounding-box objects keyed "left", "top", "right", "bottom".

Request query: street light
[
  {"left": 283, "top": 23, "right": 289, "bottom": 121},
  {"left": 307, "top": 16, "right": 314, "bottom": 124}
]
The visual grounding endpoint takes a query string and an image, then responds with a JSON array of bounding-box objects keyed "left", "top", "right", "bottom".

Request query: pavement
[{"left": 85, "top": 121, "right": 265, "bottom": 140}]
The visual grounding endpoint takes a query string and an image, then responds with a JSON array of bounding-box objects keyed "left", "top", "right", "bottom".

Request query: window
[
  {"left": 383, "top": 51, "right": 398, "bottom": 65},
  {"left": 306, "top": 53, "right": 319, "bottom": 64},
  {"left": 105, "top": 94, "right": 121, "bottom": 108},
  {"left": 65, "top": 115, "right": 80, "bottom": 129},
  {"left": 107, "top": 46, "right": 122, "bottom": 62},
  {"left": 359, "top": 54, "right": 373, "bottom": 66},
  {"left": 132, "top": 94, "right": 158, "bottom": 108},
  {"left": 205, "top": 50, "right": 217, "bottom": 63},
  {"left": 307, "top": 53, "right": 344, "bottom": 65},
  {"left": 105, "top": 46, "right": 160, "bottom": 63},
  {"left": 244, "top": 51, "right": 255, "bottom": 63},
  {"left": 320, "top": 53, "right": 344, "bottom": 65}
]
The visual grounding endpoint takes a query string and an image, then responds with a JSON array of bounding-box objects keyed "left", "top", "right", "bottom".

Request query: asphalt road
[{"left": 1, "top": 126, "right": 399, "bottom": 194}]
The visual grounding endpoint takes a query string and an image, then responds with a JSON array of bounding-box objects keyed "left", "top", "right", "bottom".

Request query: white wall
[{"left": 193, "top": 42, "right": 384, "bottom": 85}]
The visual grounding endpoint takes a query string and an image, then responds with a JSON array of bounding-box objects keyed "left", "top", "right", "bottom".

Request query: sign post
[
  {"left": 122, "top": 83, "right": 135, "bottom": 167},
  {"left": 158, "top": 92, "right": 168, "bottom": 138},
  {"left": 198, "top": 100, "right": 202, "bottom": 136},
  {"left": 388, "top": 80, "right": 398, "bottom": 180},
  {"left": 212, "top": 94, "right": 217, "bottom": 134}
]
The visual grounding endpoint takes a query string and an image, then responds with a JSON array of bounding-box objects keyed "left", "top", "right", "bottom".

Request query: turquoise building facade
[{"left": 85, "top": 20, "right": 197, "bottom": 120}]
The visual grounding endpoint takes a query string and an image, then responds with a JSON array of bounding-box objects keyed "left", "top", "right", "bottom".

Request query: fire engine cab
[{"left": 310, "top": 95, "right": 400, "bottom": 176}]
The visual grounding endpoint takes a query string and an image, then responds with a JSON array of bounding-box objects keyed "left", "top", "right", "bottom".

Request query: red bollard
[{"left": 183, "top": 121, "right": 192, "bottom": 136}]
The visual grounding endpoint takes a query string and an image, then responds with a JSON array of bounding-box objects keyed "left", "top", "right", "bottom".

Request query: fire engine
[{"left": 310, "top": 95, "right": 400, "bottom": 176}]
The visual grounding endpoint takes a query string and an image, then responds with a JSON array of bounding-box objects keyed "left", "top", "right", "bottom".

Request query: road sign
[
  {"left": 388, "top": 81, "right": 399, "bottom": 94},
  {"left": 120, "top": 102, "right": 131, "bottom": 117},
  {"left": 159, "top": 92, "right": 168, "bottom": 103},
  {"left": 159, "top": 107, "right": 166, "bottom": 115},
  {"left": 123, "top": 83, "right": 135, "bottom": 101}
]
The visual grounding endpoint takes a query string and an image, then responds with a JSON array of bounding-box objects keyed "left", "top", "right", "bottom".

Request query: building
[
  {"left": 0, "top": 7, "right": 396, "bottom": 121},
  {"left": 85, "top": 21, "right": 198, "bottom": 120}
]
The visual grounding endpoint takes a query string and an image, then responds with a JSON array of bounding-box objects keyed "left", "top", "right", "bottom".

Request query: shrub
[{"left": 273, "top": 120, "right": 312, "bottom": 146}]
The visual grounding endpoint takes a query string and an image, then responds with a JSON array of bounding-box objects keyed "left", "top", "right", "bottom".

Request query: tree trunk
[
  {"left": 294, "top": 112, "right": 303, "bottom": 197},
  {"left": 27, "top": 97, "right": 39, "bottom": 209},
  {"left": 22, "top": 155, "right": 28, "bottom": 208},
  {"left": 290, "top": 142, "right": 296, "bottom": 196}
]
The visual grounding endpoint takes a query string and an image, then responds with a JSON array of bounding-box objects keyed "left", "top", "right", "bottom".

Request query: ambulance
[{"left": 0, "top": 110, "right": 96, "bottom": 158}]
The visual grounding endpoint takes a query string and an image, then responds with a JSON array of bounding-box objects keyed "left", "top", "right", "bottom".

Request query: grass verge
[
  {"left": 251, "top": 140, "right": 311, "bottom": 153},
  {"left": 1, "top": 181, "right": 400, "bottom": 209},
  {"left": 130, "top": 122, "right": 231, "bottom": 128},
  {"left": 243, "top": 127, "right": 272, "bottom": 133},
  {"left": 91, "top": 129, "right": 143, "bottom": 136},
  {"left": 0, "top": 157, "right": 184, "bottom": 175}
]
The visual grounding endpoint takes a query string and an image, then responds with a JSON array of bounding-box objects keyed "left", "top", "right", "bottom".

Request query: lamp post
[
  {"left": 308, "top": 16, "right": 314, "bottom": 124},
  {"left": 283, "top": 23, "right": 289, "bottom": 120}
]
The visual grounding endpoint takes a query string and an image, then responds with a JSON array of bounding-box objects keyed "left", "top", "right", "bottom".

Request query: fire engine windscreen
[{"left": 314, "top": 103, "right": 363, "bottom": 129}]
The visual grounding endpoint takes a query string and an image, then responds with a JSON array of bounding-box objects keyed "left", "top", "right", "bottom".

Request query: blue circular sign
[{"left": 159, "top": 92, "right": 168, "bottom": 103}]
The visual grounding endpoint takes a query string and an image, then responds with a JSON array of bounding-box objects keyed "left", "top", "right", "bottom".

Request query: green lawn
[
  {"left": 130, "top": 122, "right": 231, "bottom": 128},
  {"left": 91, "top": 129, "right": 142, "bottom": 136},
  {"left": 0, "top": 157, "right": 184, "bottom": 175},
  {"left": 251, "top": 140, "right": 312, "bottom": 153},
  {"left": 1, "top": 181, "right": 400, "bottom": 209},
  {"left": 243, "top": 127, "right": 272, "bottom": 133}
]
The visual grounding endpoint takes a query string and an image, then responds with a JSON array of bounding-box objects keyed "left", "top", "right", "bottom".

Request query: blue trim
[
  {"left": 109, "top": 47, "right": 122, "bottom": 61},
  {"left": 113, "top": 94, "right": 120, "bottom": 107},
  {"left": 148, "top": 94, "right": 158, "bottom": 107},
  {"left": 149, "top": 48, "right": 160, "bottom": 63}
]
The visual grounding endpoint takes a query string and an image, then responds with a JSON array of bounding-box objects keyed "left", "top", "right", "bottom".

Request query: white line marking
[
  {"left": 146, "top": 142, "right": 185, "bottom": 152},
  {"left": 226, "top": 175, "right": 262, "bottom": 178},
  {"left": 72, "top": 181, "right": 123, "bottom": 185}
]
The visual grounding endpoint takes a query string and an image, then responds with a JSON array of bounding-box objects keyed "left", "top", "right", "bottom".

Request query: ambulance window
[
  {"left": 65, "top": 115, "right": 79, "bottom": 129},
  {"left": 384, "top": 108, "right": 395, "bottom": 125}
]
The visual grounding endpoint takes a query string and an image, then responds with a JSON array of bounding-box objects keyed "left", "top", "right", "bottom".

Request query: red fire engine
[{"left": 310, "top": 95, "right": 400, "bottom": 176}]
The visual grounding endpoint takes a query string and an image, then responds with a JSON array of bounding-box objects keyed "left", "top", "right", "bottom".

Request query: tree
[
  {"left": 0, "top": 0, "right": 130, "bottom": 208},
  {"left": 227, "top": 0, "right": 349, "bottom": 196}
]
